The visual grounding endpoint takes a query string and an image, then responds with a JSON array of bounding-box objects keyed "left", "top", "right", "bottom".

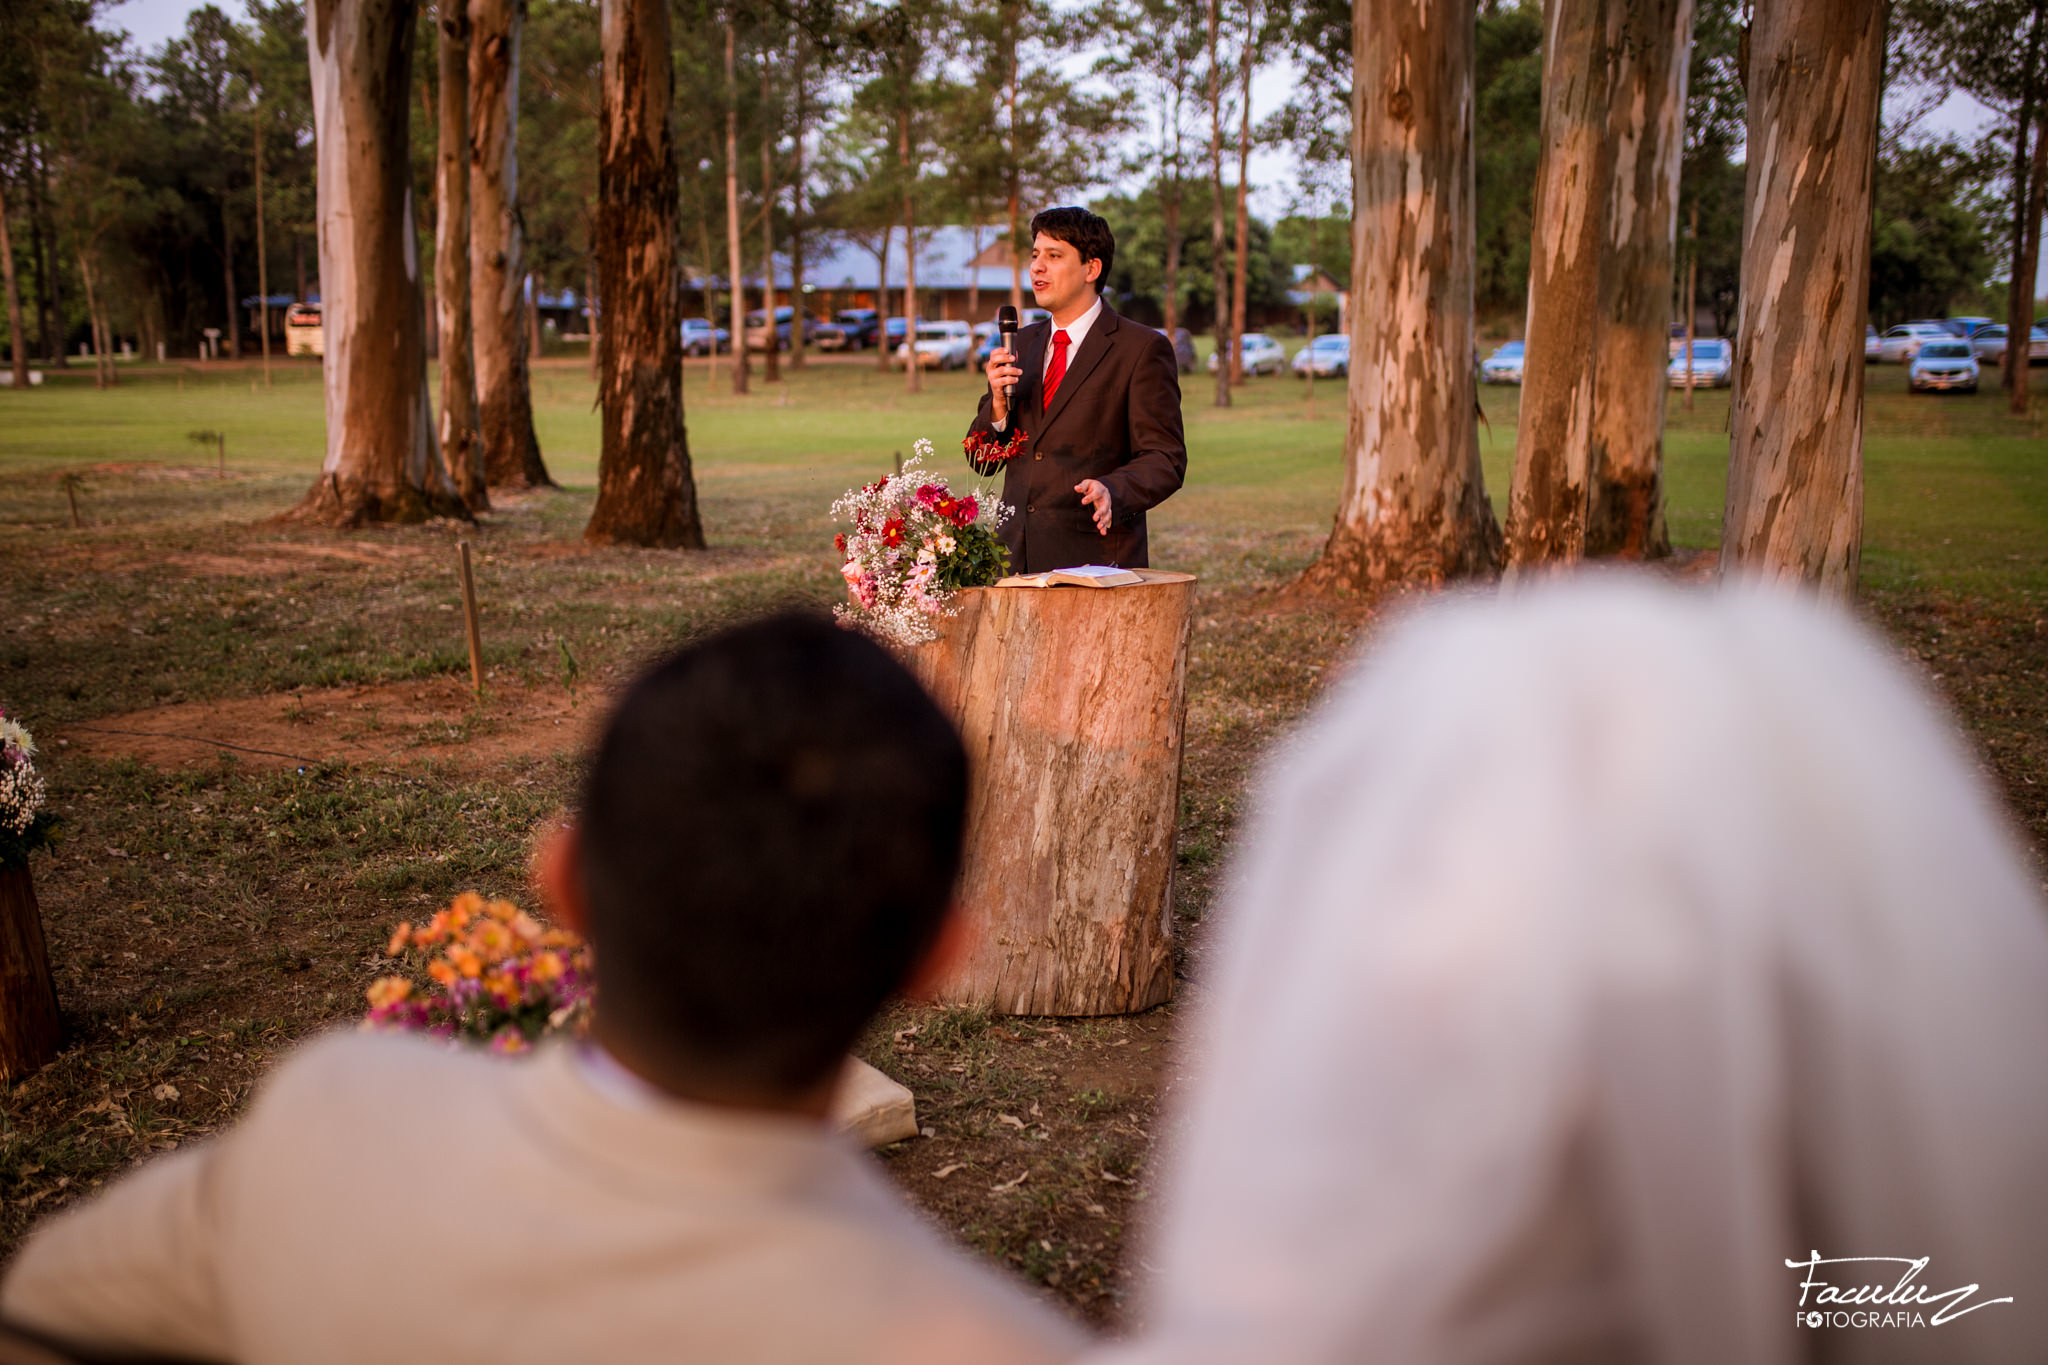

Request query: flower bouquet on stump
[
  {"left": 0, "top": 710, "right": 62, "bottom": 1080},
  {"left": 830, "top": 440, "right": 1010, "bottom": 647}
]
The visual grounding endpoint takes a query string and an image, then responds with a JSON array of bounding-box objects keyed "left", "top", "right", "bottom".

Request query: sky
[{"left": 96, "top": 0, "right": 2048, "bottom": 294}]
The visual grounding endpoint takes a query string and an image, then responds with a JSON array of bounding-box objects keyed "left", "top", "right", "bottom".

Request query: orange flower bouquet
[{"left": 364, "top": 892, "right": 592, "bottom": 1055}]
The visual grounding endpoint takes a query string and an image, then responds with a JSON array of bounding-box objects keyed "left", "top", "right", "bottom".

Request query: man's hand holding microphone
[{"left": 984, "top": 305, "right": 1021, "bottom": 426}]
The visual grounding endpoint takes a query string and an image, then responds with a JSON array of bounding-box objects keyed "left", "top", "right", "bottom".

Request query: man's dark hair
[
  {"left": 1030, "top": 206, "right": 1115, "bottom": 289},
  {"left": 579, "top": 613, "right": 968, "bottom": 1095}
]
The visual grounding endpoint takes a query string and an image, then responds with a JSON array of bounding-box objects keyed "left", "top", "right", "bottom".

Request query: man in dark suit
[{"left": 967, "top": 207, "right": 1186, "bottom": 573}]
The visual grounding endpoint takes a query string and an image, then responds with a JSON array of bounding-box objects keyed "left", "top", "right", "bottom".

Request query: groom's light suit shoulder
[
  {"left": 0, "top": 1030, "right": 1085, "bottom": 1365},
  {"left": 966, "top": 302, "right": 1186, "bottom": 572}
]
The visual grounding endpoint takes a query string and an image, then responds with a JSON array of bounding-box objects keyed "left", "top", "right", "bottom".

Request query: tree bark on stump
[
  {"left": 1505, "top": 0, "right": 1610, "bottom": 569},
  {"left": 0, "top": 865, "right": 62, "bottom": 1081},
  {"left": 469, "top": 0, "right": 552, "bottom": 490},
  {"left": 1298, "top": 0, "right": 1500, "bottom": 593},
  {"left": 291, "top": 0, "right": 468, "bottom": 527},
  {"left": 436, "top": 0, "right": 486, "bottom": 511},
  {"left": 1585, "top": 0, "right": 1690, "bottom": 559},
  {"left": 905, "top": 575, "right": 1195, "bottom": 1016},
  {"left": 584, "top": 0, "right": 705, "bottom": 548},
  {"left": 1721, "top": 0, "right": 1881, "bottom": 600}
]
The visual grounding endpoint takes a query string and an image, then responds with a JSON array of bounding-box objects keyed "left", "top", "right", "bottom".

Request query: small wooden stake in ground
[
  {"left": 63, "top": 475, "right": 80, "bottom": 528},
  {"left": 0, "top": 865, "right": 63, "bottom": 1081},
  {"left": 457, "top": 541, "right": 485, "bottom": 698}
]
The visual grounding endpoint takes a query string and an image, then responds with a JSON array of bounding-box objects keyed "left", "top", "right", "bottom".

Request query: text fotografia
[{"left": 1788, "top": 1253, "right": 2013, "bottom": 1329}]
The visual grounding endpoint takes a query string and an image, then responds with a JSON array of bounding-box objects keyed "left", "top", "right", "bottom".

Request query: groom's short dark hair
[
  {"left": 579, "top": 612, "right": 968, "bottom": 1095},
  {"left": 1031, "top": 206, "right": 1115, "bottom": 288}
]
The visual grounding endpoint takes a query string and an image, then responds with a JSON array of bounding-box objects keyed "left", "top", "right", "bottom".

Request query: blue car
[
  {"left": 680, "top": 318, "right": 729, "bottom": 356},
  {"left": 1480, "top": 341, "right": 1525, "bottom": 384}
]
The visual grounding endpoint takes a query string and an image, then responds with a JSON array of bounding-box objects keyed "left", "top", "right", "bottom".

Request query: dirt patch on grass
[{"left": 60, "top": 677, "right": 607, "bottom": 772}]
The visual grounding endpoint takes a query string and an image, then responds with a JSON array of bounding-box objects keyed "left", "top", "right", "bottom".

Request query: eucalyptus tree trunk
[
  {"left": 1205, "top": 0, "right": 1230, "bottom": 408},
  {"left": 761, "top": 120, "right": 780, "bottom": 384},
  {"left": 723, "top": 18, "right": 748, "bottom": 395},
  {"left": 0, "top": 180, "right": 25, "bottom": 391},
  {"left": 1006, "top": 13, "right": 1024, "bottom": 315},
  {"left": 1585, "top": 0, "right": 1691, "bottom": 559},
  {"left": 585, "top": 0, "right": 704, "bottom": 548},
  {"left": 1722, "top": 0, "right": 1882, "bottom": 599},
  {"left": 470, "top": 0, "right": 551, "bottom": 488},
  {"left": 1229, "top": 1, "right": 1252, "bottom": 386},
  {"left": 292, "top": 0, "right": 466, "bottom": 526},
  {"left": 436, "top": 0, "right": 485, "bottom": 510},
  {"left": 2011, "top": 97, "right": 2047, "bottom": 416},
  {"left": 788, "top": 37, "right": 808, "bottom": 370},
  {"left": 2002, "top": 1, "right": 2043, "bottom": 399},
  {"left": 877, "top": 224, "right": 895, "bottom": 372},
  {"left": 1505, "top": 0, "right": 1609, "bottom": 568},
  {"left": 1299, "top": 0, "right": 1501, "bottom": 593},
  {"left": 902, "top": 106, "right": 921, "bottom": 396},
  {"left": 221, "top": 210, "right": 241, "bottom": 360}
]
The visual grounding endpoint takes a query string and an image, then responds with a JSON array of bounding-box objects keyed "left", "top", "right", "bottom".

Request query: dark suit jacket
[{"left": 964, "top": 300, "right": 1187, "bottom": 573}]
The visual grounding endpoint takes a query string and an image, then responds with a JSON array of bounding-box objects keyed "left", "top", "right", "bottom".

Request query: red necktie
[{"left": 1043, "top": 330, "right": 1070, "bottom": 405}]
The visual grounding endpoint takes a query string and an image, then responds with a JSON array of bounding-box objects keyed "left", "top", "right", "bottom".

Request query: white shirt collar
[{"left": 1045, "top": 294, "right": 1105, "bottom": 374}]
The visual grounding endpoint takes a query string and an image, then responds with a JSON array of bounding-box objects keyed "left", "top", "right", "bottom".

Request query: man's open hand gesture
[{"left": 1076, "top": 479, "right": 1112, "bottom": 535}]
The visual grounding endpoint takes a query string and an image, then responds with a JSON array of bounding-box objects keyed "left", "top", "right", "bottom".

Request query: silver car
[
  {"left": 1207, "top": 333, "right": 1287, "bottom": 376},
  {"left": 1290, "top": 333, "right": 1350, "bottom": 378},
  {"left": 1480, "top": 341, "right": 1525, "bottom": 384},
  {"left": 1669, "top": 338, "right": 1732, "bottom": 388},
  {"left": 1876, "top": 322, "right": 1951, "bottom": 364},
  {"left": 1907, "top": 340, "right": 1979, "bottom": 393},
  {"left": 1968, "top": 324, "right": 2048, "bottom": 366}
]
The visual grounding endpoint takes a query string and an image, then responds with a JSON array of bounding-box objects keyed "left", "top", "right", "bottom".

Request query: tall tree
[
  {"left": 760, "top": 49, "right": 780, "bottom": 385},
  {"left": 0, "top": 180, "right": 26, "bottom": 389},
  {"left": 470, "top": 0, "right": 551, "bottom": 488},
  {"left": 1721, "top": 0, "right": 1883, "bottom": 598},
  {"left": 1096, "top": 0, "right": 1201, "bottom": 337},
  {"left": 1205, "top": 0, "right": 1229, "bottom": 407},
  {"left": 1504, "top": 0, "right": 1610, "bottom": 568},
  {"left": 1585, "top": 0, "right": 1692, "bottom": 558},
  {"left": 436, "top": 0, "right": 485, "bottom": 508},
  {"left": 585, "top": 0, "right": 703, "bottom": 546},
  {"left": 723, "top": 13, "right": 748, "bottom": 394},
  {"left": 1228, "top": 0, "right": 1255, "bottom": 386},
  {"left": 1300, "top": 0, "right": 1501, "bottom": 592},
  {"left": 292, "top": 0, "right": 466, "bottom": 526}
]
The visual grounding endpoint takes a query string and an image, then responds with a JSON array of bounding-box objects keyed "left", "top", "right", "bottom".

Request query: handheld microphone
[{"left": 997, "top": 305, "right": 1019, "bottom": 405}]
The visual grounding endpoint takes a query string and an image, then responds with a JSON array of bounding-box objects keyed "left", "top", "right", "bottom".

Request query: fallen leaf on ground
[
  {"left": 933, "top": 1163, "right": 965, "bottom": 1180},
  {"left": 998, "top": 1113, "right": 1024, "bottom": 1129},
  {"left": 991, "top": 1169, "right": 1030, "bottom": 1192}
]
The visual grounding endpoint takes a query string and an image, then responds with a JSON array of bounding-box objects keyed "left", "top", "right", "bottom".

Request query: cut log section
[
  {"left": 908, "top": 570, "right": 1196, "bottom": 1016},
  {"left": 0, "top": 865, "right": 62, "bottom": 1081}
]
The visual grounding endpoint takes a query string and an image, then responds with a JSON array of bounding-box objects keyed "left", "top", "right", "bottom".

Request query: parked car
[
  {"left": 972, "top": 308, "right": 1052, "bottom": 365},
  {"left": 1668, "top": 337, "right": 1733, "bottom": 388},
  {"left": 1907, "top": 339, "right": 1979, "bottom": 393},
  {"left": 1940, "top": 316, "right": 1992, "bottom": 338},
  {"left": 1291, "top": 333, "right": 1350, "bottom": 378},
  {"left": 895, "top": 320, "right": 974, "bottom": 370},
  {"left": 1865, "top": 325, "right": 1881, "bottom": 362},
  {"left": 1480, "top": 340, "right": 1525, "bottom": 385},
  {"left": 742, "top": 306, "right": 823, "bottom": 352},
  {"left": 1206, "top": 332, "right": 1287, "bottom": 376},
  {"left": 1967, "top": 323, "right": 2048, "bottom": 366},
  {"left": 680, "top": 317, "right": 729, "bottom": 356},
  {"left": 1158, "top": 326, "right": 1196, "bottom": 374},
  {"left": 884, "top": 316, "right": 909, "bottom": 351},
  {"left": 1876, "top": 322, "right": 1951, "bottom": 364},
  {"left": 285, "top": 302, "right": 323, "bottom": 357},
  {"left": 813, "top": 309, "right": 880, "bottom": 351}
]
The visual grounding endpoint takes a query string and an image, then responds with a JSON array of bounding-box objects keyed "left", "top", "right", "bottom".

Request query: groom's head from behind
[{"left": 544, "top": 612, "right": 968, "bottom": 1109}]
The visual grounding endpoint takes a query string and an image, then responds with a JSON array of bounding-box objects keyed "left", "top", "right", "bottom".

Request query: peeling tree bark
[
  {"left": 291, "top": 0, "right": 466, "bottom": 527},
  {"left": 585, "top": 0, "right": 704, "bottom": 548},
  {"left": 1585, "top": 0, "right": 1691, "bottom": 559},
  {"left": 1505, "top": 0, "right": 1610, "bottom": 568},
  {"left": 470, "top": 0, "right": 551, "bottom": 489},
  {"left": 436, "top": 0, "right": 485, "bottom": 510},
  {"left": 1721, "top": 0, "right": 1881, "bottom": 600},
  {"left": 1299, "top": 0, "right": 1501, "bottom": 593}
]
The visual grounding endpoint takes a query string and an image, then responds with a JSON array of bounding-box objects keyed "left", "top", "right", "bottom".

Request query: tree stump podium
[
  {"left": 907, "top": 571, "right": 1196, "bottom": 1016},
  {"left": 0, "top": 864, "right": 62, "bottom": 1080}
]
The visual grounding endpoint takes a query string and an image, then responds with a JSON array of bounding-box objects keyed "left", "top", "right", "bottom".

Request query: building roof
[{"left": 689, "top": 225, "right": 1021, "bottom": 294}]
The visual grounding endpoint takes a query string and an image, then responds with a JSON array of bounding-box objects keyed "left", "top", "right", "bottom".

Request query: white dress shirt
[{"left": 993, "top": 294, "right": 1104, "bottom": 431}]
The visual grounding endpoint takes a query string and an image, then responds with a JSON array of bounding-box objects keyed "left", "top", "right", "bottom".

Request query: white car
[
  {"left": 1968, "top": 324, "right": 2048, "bottom": 366},
  {"left": 1865, "top": 325, "right": 1880, "bottom": 363},
  {"left": 1907, "top": 340, "right": 1979, "bottom": 393},
  {"left": 1668, "top": 338, "right": 1732, "bottom": 388},
  {"left": 1480, "top": 341, "right": 1525, "bottom": 384},
  {"left": 894, "top": 320, "right": 973, "bottom": 371},
  {"left": 1291, "top": 333, "right": 1350, "bottom": 377},
  {"left": 1206, "top": 333, "right": 1287, "bottom": 376},
  {"left": 1876, "top": 322, "right": 1951, "bottom": 364}
]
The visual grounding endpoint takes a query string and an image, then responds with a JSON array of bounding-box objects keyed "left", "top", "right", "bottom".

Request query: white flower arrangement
[
  {"left": 829, "top": 440, "right": 1012, "bottom": 649},
  {"left": 0, "top": 709, "right": 53, "bottom": 865}
]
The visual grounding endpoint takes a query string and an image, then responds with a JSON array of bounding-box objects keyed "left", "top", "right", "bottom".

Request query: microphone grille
[{"left": 997, "top": 305, "right": 1018, "bottom": 329}]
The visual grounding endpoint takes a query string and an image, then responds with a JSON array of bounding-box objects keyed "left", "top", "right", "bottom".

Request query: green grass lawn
[{"left": 1, "top": 348, "right": 2044, "bottom": 1325}]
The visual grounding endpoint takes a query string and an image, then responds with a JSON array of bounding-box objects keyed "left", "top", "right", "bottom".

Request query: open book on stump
[{"left": 995, "top": 565, "right": 1197, "bottom": 589}]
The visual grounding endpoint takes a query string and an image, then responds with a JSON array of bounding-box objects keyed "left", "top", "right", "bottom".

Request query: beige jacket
[{"left": 1, "top": 1032, "right": 1084, "bottom": 1365}]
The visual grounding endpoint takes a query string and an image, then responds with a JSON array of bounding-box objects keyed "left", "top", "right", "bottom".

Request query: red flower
[
  {"left": 953, "top": 496, "right": 978, "bottom": 525},
  {"left": 833, "top": 533, "right": 847, "bottom": 556},
  {"left": 882, "top": 517, "right": 905, "bottom": 548}
]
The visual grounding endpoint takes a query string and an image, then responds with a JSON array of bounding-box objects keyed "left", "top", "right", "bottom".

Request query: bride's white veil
[{"left": 1104, "top": 577, "right": 2048, "bottom": 1364}]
